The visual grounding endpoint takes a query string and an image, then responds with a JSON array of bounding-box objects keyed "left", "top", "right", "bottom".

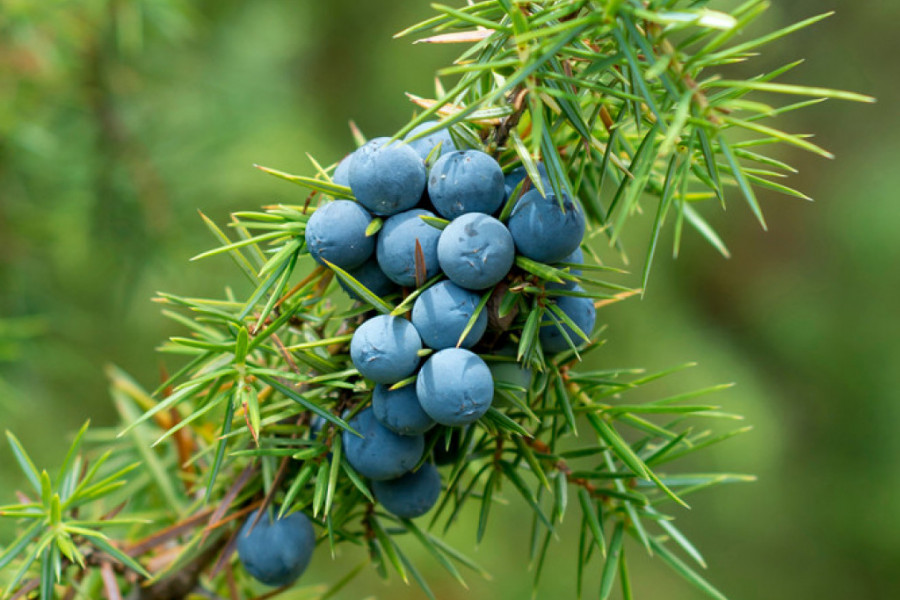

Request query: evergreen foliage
[{"left": 0, "top": 1, "right": 871, "bottom": 598}]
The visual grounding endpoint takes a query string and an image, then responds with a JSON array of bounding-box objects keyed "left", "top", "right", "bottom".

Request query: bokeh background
[{"left": 1, "top": 1, "right": 895, "bottom": 598}]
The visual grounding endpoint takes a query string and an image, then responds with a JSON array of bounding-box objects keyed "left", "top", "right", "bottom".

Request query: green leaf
[
  {"left": 498, "top": 461, "right": 553, "bottom": 530},
  {"left": 682, "top": 204, "right": 731, "bottom": 258},
  {"left": 512, "top": 436, "right": 551, "bottom": 491},
  {"left": 197, "top": 211, "right": 259, "bottom": 283},
  {"left": 0, "top": 519, "right": 42, "bottom": 571},
  {"left": 258, "top": 375, "right": 357, "bottom": 434},
  {"left": 724, "top": 116, "right": 833, "bottom": 159},
  {"left": 403, "top": 518, "right": 468, "bottom": 588},
  {"left": 599, "top": 521, "right": 625, "bottom": 600},
  {"left": 703, "top": 10, "right": 833, "bottom": 63},
  {"left": 324, "top": 434, "right": 342, "bottom": 516},
  {"left": 397, "top": 547, "right": 437, "bottom": 600},
  {"left": 81, "top": 531, "right": 151, "bottom": 578},
  {"left": 634, "top": 8, "right": 737, "bottom": 30},
  {"left": 313, "top": 460, "right": 329, "bottom": 518},
  {"left": 517, "top": 302, "right": 543, "bottom": 361},
  {"left": 419, "top": 214, "right": 450, "bottom": 230},
  {"left": 655, "top": 511, "right": 707, "bottom": 568},
  {"left": 55, "top": 420, "right": 90, "bottom": 490},
  {"left": 577, "top": 487, "right": 605, "bottom": 554},
  {"left": 515, "top": 256, "right": 566, "bottom": 283},
  {"left": 239, "top": 241, "right": 298, "bottom": 320},
  {"left": 116, "top": 380, "right": 203, "bottom": 438},
  {"left": 324, "top": 259, "right": 395, "bottom": 314},
  {"left": 233, "top": 326, "right": 249, "bottom": 366},
  {"left": 483, "top": 407, "right": 531, "bottom": 438},
  {"left": 552, "top": 369, "right": 578, "bottom": 435},
  {"left": 546, "top": 301, "right": 591, "bottom": 345},
  {"left": 370, "top": 517, "right": 408, "bottom": 583},
  {"left": 586, "top": 414, "right": 648, "bottom": 479},
  {"left": 641, "top": 154, "right": 679, "bottom": 293},
  {"left": 254, "top": 164, "right": 355, "bottom": 198},
  {"left": 280, "top": 462, "right": 316, "bottom": 516},
  {"left": 708, "top": 79, "right": 874, "bottom": 104},
  {"left": 204, "top": 391, "right": 236, "bottom": 504},
  {"left": 477, "top": 469, "right": 498, "bottom": 544},
  {"left": 619, "top": 547, "right": 634, "bottom": 600},
  {"left": 612, "top": 26, "right": 667, "bottom": 131},
  {"left": 5, "top": 430, "right": 41, "bottom": 493},
  {"left": 190, "top": 231, "right": 286, "bottom": 262},
  {"left": 4, "top": 537, "right": 42, "bottom": 597},
  {"left": 647, "top": 536, "right": 728, "bottom": 600},
  {"left": 39, "top": 470, "right": 52, "bottom": 509},
  {"left": 456, "top": 290, "right": 491, "bottom": 348},
  {"left": 340, "top": 459, "right": 375, "bottom": 503},
  {"left": 366, "top": 217, "right": 383, "bottom": 237},
  {"left": 696, "top": 127, "right": 724, "bottom": 203},
  {"left": 509, "top": 131, "right": 548, "bottom": 199},
  {"left": 718, "top": 134, "right": 767, "bottom": 230}
]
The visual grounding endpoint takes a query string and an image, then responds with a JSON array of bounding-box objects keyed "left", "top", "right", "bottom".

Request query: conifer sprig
[{"left": 0, "top": 2, "right": 869, "bottom": 598}]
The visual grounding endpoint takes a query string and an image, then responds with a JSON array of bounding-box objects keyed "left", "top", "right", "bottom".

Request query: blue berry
[
  {"left": 350, "top": 315, "right": 422, "bottom": 384},
  {"left": 437, "top": 213, "right": 515, "bottom": 290},
  {"left": 333, "top": 153, "right": 353, "bottom": 187},
  {"left": 411, "top": 280, "right": 487, "bottom": 349},
  {"left": 349, "top": 138, "right": 426, "bottom": 216},
  {"left": 417, "top": 348, "right": 493, "bottom": 426},
  {"left": 507, "top": 189, "right": 586, "bottom": 263},
  {"left": 427, "top": 150, "right": 505, "bottom": 218},
  {"left": 372, "top": 463, "right": 442, "bottom": 519},
  {"left": 547, "top": 247, "right": 584, "bottom": 292},
  {"left": 504, "top": 163, "right": 548, "bottom": 199},
  {"left": 237, "top": 509, "right": 316, "bottom": 587},
  {"left": 539, "top": 286, "right": 596, "bottom": 354},
  {"left": 489, "top": 360, "right": 532, "bottom": 399},
  {"left": 404, "top": 121, "right": 457, "bottom": 162},
  {"left": 372, "top": 383, "right": 435, "bottom": 436},
  {"left": 342, "top": 407, "right": 424, "bottom": 480},
  {"left": 376, "top": 209, "right": 442, "bottom": 287},
  {"left": 558, "top": 246, "right": 584, "bottom": 274},
  {"left": 304, "top": 200, "right": 374, "bottom": 269}
]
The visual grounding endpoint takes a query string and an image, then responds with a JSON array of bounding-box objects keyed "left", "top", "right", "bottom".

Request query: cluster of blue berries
[
  {"left": 323, "top": 125, "right": 595, "bottom": 511},
  {"left": 238, "top": 124, "right": 599, "bottom": 587}
]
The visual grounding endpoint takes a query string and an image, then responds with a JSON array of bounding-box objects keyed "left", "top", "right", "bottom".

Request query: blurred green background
[{"left": 0, "top": 1, "right": 895, "bottom": 598}]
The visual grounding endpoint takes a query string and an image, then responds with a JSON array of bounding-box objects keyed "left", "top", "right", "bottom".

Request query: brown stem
[
  {"left": 492, "top": 86, "right": 529, "bottom": 153},
  {"left": 137, "top": 536, "right": 228, "bottom": 600}
]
